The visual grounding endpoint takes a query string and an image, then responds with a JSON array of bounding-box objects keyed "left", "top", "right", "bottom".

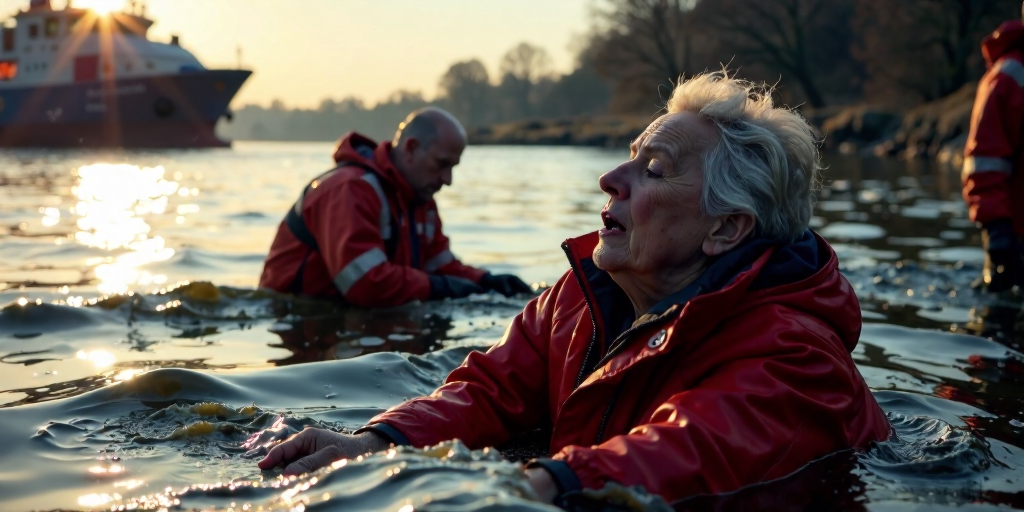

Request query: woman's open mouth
[{"left": 601, "top": 211, "right": 626, "bottom": 233}]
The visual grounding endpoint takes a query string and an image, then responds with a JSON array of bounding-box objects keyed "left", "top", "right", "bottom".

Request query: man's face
[{"left": 402, "top": 129, "right": 465, "bottom": 203}]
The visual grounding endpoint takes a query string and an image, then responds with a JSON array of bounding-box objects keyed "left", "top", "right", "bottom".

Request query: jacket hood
[
  {"left": 564, "top": 230, "right": 862, "bottom": 354},
  {"left": 983, "top": 20, "right": 1024, "bottom": 67},
  {"left": 331, "top": 132, "right": 416, "bottom": 203}
]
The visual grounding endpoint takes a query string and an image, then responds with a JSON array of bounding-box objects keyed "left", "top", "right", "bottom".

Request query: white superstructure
[{"left": 0, "top": 0, "right": 204, "bottom": 89}]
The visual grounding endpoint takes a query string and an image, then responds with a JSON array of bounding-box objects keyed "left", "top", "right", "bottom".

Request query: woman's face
[{"left": 593, "top": 112, "right": 720, "bottom": 279}]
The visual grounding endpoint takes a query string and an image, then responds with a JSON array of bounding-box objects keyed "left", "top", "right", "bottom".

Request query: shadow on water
[{"left": 2, "top": 147, "right": 1024, "bottom": 510}]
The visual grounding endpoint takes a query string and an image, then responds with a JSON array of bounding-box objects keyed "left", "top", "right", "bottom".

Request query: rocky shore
[
  {"left": 816, "top": 83, "right": 976, "bottom": 167},
  {"left": 469, "top": 84, "right": 978, "bottom": 168},
  {"left": 467, "top": 116, "right": 651, "bottom": 148}
]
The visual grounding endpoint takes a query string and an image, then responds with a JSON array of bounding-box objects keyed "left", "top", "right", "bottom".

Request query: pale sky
[{"left": 1, "top": 0, "right": 594, "bottom": 108}]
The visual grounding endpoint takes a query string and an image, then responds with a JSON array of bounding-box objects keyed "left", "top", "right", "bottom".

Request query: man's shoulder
[
  {"left": 989, "top": 53, "right": 1024, "bottom": 87},
  {"left": 300, "top": 165, "right": 390, "bottom": 213},
  {"left": 315, "top": 164, "right": 377, "bottom": 191}
]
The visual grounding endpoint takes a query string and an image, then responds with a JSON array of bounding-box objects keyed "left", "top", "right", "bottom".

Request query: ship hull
[{"left": 0, "top": 69, "right": 250, "bottom": 148}]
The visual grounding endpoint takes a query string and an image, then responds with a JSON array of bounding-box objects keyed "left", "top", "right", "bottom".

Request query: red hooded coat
[
  {"left": 259, "top": 133, "right": 485, "bottom": 306},
  {"left": 963, "top": 21, "right": 1024, "bottom": 232},
  {"left": 366, "top": 231, "right": 891, "bottom": 503}
]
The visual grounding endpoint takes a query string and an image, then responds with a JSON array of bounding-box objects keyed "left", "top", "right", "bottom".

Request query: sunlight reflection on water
[{"left": 67, "top": 163, "right": 195, "bottom": 294}]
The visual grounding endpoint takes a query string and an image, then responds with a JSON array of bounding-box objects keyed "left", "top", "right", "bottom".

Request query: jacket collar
[
  {"left": 331, "top": 131, "right": 417, "bottom": 204},
  {"left": 562, "top": 230, "right": 825, "bottom": 344}
]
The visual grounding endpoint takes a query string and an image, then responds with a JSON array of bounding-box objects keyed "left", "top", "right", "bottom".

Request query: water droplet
[{"left": 1010, "top": 419, "right": 1024, "bottom": 428}]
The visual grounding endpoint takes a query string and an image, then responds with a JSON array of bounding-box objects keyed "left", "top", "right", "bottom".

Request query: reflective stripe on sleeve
[
  {"left": 424, "top": 249, "right": 455, "bottom": 273},
  {"left": 963, "top": 155, "right": 1013, "bottom": 178},
  {"left": 334, "top": 248, "right": 388, "bottom": 294},
  {"left": 996, "top": 59, "right": 1024, "bottom": 88},
  {"left": 360, "top": 173, "right": 392, "bottom": 240}
]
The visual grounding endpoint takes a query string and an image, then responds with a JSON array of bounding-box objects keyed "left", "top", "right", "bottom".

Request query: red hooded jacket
[
  {"left": 963, "top": 21, "right": 1024, "bottom": 232},
  {"left": 364, "top": 231, "right": 891, "bottom": 503},
  {"left": 259, "top": 133, "right": 486, "bottom": 306}
]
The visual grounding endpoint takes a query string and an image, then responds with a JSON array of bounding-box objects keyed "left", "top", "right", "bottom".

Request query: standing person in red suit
[
  {"left": 254, "top": 72, "right": 891, "bottom": 506},
  {"left": 963, "top": 5, "right": 1024, "bottom": 293},
  {"left": 259, "top": 107, "right": 530, "bottom": 306}
]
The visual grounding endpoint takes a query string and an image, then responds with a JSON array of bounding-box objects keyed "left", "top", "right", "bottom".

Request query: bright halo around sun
[{"left": 72, "top": 0, "right": 126, "bottom": 15}]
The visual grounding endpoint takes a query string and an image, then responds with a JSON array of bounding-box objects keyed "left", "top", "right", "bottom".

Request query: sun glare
[{"left": 72, "top": 0, "right": 126, "bottom": 15}]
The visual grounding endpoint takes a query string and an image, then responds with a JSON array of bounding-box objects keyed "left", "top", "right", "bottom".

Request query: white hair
[{"left": 666, "top": 71, "right": 820, "bottom": 242}]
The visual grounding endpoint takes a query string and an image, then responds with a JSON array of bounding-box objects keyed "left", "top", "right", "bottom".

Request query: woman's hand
[
  {"left": 525, "top": 467, "right": 558, "bottom": 503},
  {"left": 257, "top": 428, "right": 391, "bottom": 475}
]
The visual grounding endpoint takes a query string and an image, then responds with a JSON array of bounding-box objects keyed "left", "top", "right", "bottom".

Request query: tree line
[{"left": 217, "top": 0, "right": 1020, "bottom": 143}]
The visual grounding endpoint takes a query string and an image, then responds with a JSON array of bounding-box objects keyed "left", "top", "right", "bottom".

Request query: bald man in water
[{"left": 260, "top": 108, "right": 530, "bottom": 306}]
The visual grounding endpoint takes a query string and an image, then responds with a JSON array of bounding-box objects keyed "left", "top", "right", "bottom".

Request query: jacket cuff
[
  {"left": 527, "top": 458, "right": 582, "bottom": 495},
  {"left": 983, "top": 217, "right": 1015, "bottom": 232},
  {"left": 355, "top": 423, "right": 411, "bottom": 447}
]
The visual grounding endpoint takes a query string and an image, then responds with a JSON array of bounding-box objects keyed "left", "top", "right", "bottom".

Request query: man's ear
[
  {"left": 402, "top": 138, "right": 420, "bottom": 160},
  {"left": 702, "top": 211, "right": 756, "bottom": 256}
]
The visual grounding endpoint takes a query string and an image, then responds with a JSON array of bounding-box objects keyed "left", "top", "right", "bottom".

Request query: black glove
[
  {"left": 479, "top": 273, "right": 532, "bottom": 297},
  {"left": 983, "top": 218, "right": 1024, "bottom": 293},
  {"left": 428, "top": 275, "right": 484, "bottom": 300}
]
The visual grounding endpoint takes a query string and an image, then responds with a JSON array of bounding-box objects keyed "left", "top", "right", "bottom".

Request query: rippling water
[{"left": 1, "top": 144, "right": 1023, "bottom": 510}]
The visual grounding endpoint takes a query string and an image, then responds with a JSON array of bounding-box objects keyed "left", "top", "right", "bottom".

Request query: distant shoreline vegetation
[{"left": 218, "top": 0, "right": 1016, "bottom": 160}]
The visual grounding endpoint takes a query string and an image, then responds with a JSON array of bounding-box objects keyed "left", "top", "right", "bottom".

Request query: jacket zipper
[
  {"left": 595, "top": 381, "right": 624, "bottom": 444},
  {"left": 562, "top": 242, "right": 600, "bottom": 389},
  {"left": 562, "top": 241, "right": 693, "bottom": 445},
  {"left": 592, "top": 287, "right": 697, "bottom": 370}
]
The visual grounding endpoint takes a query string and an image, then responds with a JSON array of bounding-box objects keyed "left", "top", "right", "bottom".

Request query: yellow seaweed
[{"left": 169, "top": 421, "right": 217, "bottom": 439}]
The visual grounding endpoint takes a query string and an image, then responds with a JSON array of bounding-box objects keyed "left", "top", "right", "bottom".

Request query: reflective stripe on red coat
[
  {"left": 963, "top": 21, "right": 1024, "bottom": 232},
  {"left": 367, "top": 231, "right": 891, "bottom": 502},
  {"left": 259, "top": 132, "right": 485, "bottom": 306}
]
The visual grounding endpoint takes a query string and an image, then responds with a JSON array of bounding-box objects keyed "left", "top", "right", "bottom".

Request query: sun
[{"left": 71, "top": 0, "right": 127, "bottom": 15}]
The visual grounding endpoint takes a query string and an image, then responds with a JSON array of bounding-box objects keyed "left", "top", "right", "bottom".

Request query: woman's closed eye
[{"left": 645, "top": 159, "right": 665, "bottom": 179}]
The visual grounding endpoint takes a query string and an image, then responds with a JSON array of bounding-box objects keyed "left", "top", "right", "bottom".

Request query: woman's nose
[{"left": 599, "top": 162, "right": 631, "bottom": 199}]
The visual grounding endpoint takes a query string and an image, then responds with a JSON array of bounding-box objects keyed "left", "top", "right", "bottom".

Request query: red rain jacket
[
  {"left": 963, "top": 21, "right": 1024, "bottom": 232},
  {"left": 368, "top": 232, "right": 891, "bottom": 502},
  {"left": 259, "top": 133, "right": 485, "bottom": 306}
]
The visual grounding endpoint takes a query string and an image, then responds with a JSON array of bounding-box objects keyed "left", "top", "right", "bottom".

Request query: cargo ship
[{"left": 0, "top": 0, "right": 250, "bottom": 148}]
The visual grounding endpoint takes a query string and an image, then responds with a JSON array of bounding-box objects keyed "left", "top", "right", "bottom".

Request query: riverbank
[
  {"left": 816, "top": 83, "right": 976, "bottom": 167},
  {"left": 467, "top": 84, "right": 977, "bottom": 168},
  {"left": 466, "top": 115, "right": 650, "bottom": 148}
]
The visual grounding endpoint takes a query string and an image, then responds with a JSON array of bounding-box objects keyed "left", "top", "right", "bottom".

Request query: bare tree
[
  {"left": 854, "top": 0, "right": 1019, "bottom": 102},
  {"left": 697, "top": 0, "right": 838, "bottom": 108},
  {"left": 498, "top": 42, "right": 554, "bottom": 119},
  {"left": 588, "top": 0, "right": 699, "bottom": 113},
  {"left": 500, "top": 42, "right": 553, "bottom": 84},
  {"left": 438, "top": 59, "right": 493, "bottom": 127}
]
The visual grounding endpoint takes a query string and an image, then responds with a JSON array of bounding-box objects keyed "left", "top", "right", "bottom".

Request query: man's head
[{"left": 390, "top": 107, "right": 467, "bottom": 203}]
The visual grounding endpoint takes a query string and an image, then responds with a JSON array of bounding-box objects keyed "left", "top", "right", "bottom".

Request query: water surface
[{"left": 1, "top": 144, "right": 1023, "bottom": 510}]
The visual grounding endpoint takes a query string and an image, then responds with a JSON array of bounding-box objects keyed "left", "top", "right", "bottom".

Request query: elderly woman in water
[{"left": 257, "top": 72, "right": 891, "bottom": 504}]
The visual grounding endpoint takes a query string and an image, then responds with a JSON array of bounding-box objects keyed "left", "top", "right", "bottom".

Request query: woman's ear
[{"left": 702, "top": 212, "right": 756, "bottom": 256}]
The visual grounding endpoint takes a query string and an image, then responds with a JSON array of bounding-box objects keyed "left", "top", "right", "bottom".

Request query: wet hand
[
  {"left": 429, "top": 275, "right": 485, "bottom": 300},
  {"left": 480, "top": 273, "right": 532, "bottom": 297},
  {"left": 525, "top": 467, "right": 558, "bottom": 503},
  {"left": 257, "top": 428, "right": 390, "bottom": 475}
]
